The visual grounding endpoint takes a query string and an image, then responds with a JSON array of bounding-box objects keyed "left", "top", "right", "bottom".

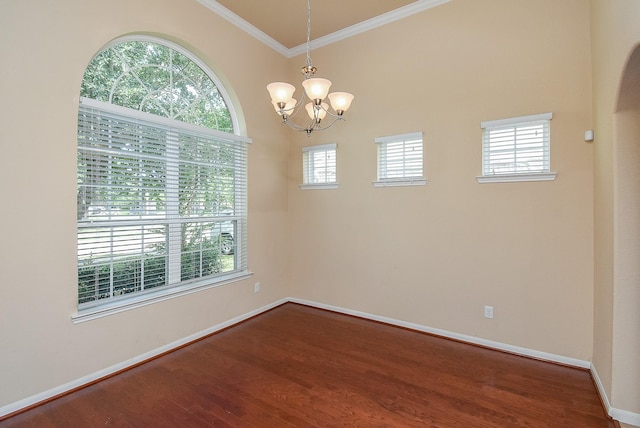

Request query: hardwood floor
[{"left": 1, "top": 303, "right": 617, "bottom": 427}]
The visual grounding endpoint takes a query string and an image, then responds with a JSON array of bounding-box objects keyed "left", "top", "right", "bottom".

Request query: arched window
[
  {"left": 80, "top": 38, "right": 235, "bottom": 131},
  {"left": 76, "top": 37, "right": 250, "bottom": 316}
]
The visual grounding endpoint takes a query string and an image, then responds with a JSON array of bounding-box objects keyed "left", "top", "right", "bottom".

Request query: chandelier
[{"left": 266, "top": 0, "right": 354, "bottom": 135}]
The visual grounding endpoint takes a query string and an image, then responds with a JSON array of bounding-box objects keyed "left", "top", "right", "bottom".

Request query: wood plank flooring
[{"left": 1, "top": 303, "right": 617, "bottom": 427}]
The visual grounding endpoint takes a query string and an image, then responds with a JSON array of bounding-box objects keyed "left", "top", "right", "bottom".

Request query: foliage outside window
[
  {"left": 478, "top": 113, "right": 556, "bottom": 183},
  {"left": 301, "top": 144, "right": 338, "bottom": 190},
  {"left": 374, "top": 132, "right": 426, "bottom": 187},
  {"left": 76, "top": 38, "right": 250, "bottom": 315}
]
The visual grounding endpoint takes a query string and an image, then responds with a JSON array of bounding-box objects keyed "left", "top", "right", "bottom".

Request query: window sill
[
  {"left": 72, "top": 271, "right": 253, "bottom": 324},
  {"left": 373, "top": 178, "right": 427, "bottom": 188},
  {"left": 299, "top": 183, "right": 339, "bottom": 190},
  {"left": 476, "top": 172, "right": 557, "bottom": 183}
]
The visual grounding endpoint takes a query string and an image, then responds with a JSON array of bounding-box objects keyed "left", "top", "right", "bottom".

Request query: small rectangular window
[
  {"left": 478, "top": 113, "right": 556, "bottom": 183},
  {"left": 374, "top": 132, "right": 426, "bottom": 187},
  {"left": 301, "top": 143, "right": 337, "bottom": 189}
]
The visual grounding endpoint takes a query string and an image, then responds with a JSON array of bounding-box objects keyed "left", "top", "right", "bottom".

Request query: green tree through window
[{"left": 80, "top": 40, "right": 232, "bottom": 130}]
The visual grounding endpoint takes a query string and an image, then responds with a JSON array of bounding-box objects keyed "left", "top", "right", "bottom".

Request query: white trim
[
  {"left": 375, "top": 131, "right": 423, "bottom": 144},
  {"left": 300, "top": 183, "right": 339, "bottom": 190},
  {"left": 290, "top": 0, "right": 451, "bottom": 57},
  {"left": 1, "top": 298, "right": 288, "bottom": 418},
  {"left": 591, "top": 363, "right": 612, "bottom": 414},
  {"left": 611, "top": 408, "right": 640, "bottom": 426},
  {"left": 79, "top": 98, "right": 252, "bottom": 145},
  {"left": 476, "top": 172, "right": 557, "bottom": 183},
  {"left": 194, "top": 0, "right": 290, "bottom": 57},
  {"left": 302, "top": 143, "right": 337, "bottom": 152},
  {"left": 196, "top": 0, "right": 451, "bottom": 59},
  {"left": 592, "top": 364, "right": 640, "bottom": 426},
  {"left": 481, "top": 112, "right": 553, "bottom": 129},
  {"left": 288, "top": 298, "right": 591, "bottom": 369},
  {"left": 373, "top": 178, "right": 428, "bottom": 187},
  {"left": 72, "top": 272, "right": 254, "bottom": 323}
]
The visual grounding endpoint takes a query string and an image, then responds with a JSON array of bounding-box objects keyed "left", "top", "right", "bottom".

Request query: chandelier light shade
[
  {"left": 266, "top": 82, "right": 296, "bottom": 104},
  {"left": 266, "top": 0, "right": 354, "bottom": 135},
  {"left": 302, "top": 78, "right": 332, "bottom": 101},
  {"left": 328, "top": 92, "right": 355, "bottom": 114},
  {"left": 305, "top": 102, "right": 328, "bottom": 122}
]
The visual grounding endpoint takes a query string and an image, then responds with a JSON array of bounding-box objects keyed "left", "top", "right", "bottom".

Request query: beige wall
[
  {"left": 0, "top": 0, "right": 290, "bottom": 408},
  {"left": 288, "top": 0, "right": 595, "bottom": 360},
  {"left": 591, "top": 0, "right": 640, "bottom": 417},
  {"left": 4, "top": 0, "right": 639, "bottom": 422}
]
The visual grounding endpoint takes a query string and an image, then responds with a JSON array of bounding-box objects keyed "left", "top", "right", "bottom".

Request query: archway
[{"left": 612, "top": 44, "right": 640, "bottom": 415}]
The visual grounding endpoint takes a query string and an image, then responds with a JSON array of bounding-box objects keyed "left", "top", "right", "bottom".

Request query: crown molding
[
  {"left": 289, "top": 0, "right": 450, "bottom": 57},
  {"left": 195, "top": 0, "right": 290, "bottom": 57},
  {"left": 196, "top": 0, "right": 451, "bottom": 59}
]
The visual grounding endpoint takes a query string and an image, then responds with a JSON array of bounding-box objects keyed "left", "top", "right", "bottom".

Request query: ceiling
[{"left": 211, "top": 0, "right": 433, "bottom": 50}]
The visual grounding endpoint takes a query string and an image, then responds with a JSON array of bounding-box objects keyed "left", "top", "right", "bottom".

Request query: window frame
[
  {"left": 477, "top": 113, "right": 557, "bottom": 183},
  {"left": 74, "top": 98, "right": 252, "bottom": 323},
  {"left": 73, "top": 37, "right": 251, "bottom": 323},
  {"left": 300, "top": 143, "right": 338, "bottom": 190},
  {"left": 373, "top": 131, "right": 427, "bottom": 187}
]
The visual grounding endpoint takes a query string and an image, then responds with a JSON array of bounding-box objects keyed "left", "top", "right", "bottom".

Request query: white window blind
[
  {"left": 77, "top": 98, "right": 250, "bottom": 310},
  {"left": 302, "top": 144, "right": 337, "bottom": 188},
  {"left": 481, "top": 113, "right": 552, "bottom": 176},
  {"left": 374, "top": 132, "right": 426, "bottom": 187}
]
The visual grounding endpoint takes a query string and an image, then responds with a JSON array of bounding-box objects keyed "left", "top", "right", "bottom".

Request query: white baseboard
[
  {"left": 612, "top": 408, "right": 640, "bottom": 427},
  {"left": 591, "top": 363, "right": 613, "bottom": 413},
  {"left": 591, "top": 365, "right": 640, "bottom": 427},
  {"left": 289, "top": 298, "right": 591, "bottom": 369},
  {"left": 0, "top": 298, "right": 288, "bottom": 418}
]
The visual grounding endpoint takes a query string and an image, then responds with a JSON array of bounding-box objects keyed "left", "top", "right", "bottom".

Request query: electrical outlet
[
  {"left": 254, "top": 282, "right": 261, "bottom": 293},
  {"left": 484, "top": 305, "right": 494, "bottom": 319}
]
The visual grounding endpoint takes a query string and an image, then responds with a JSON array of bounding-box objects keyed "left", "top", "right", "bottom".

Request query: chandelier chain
[{"left": 306, "top": 0, "right": 312, "bottom": 70}]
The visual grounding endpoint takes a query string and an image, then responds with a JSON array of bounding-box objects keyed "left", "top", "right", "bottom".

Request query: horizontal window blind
[
  {"left": 376, "top": 132, "right": 423, "bottom": 180},
  {"left": 481, "top": 113, "right": 551, "bottom": 176},
  {"left": 302, "top": 144, "right": 337, "bottom": 185},
  {"left": 77, "top": 97, "right": 249, "bottom": 309}
]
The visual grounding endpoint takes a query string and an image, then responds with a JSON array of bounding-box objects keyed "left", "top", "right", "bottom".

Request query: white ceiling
[{"left": 196, "top": 0, "right": 450, "bottom": 57}]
